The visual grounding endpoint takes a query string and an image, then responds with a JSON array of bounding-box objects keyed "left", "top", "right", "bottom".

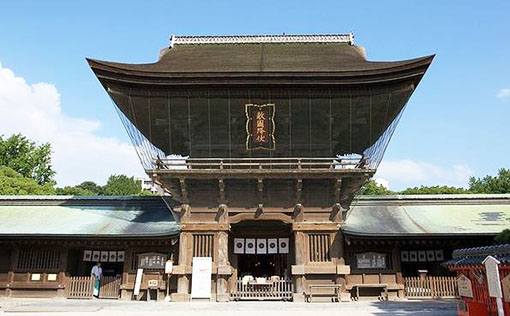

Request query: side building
[{"left": 0, "top": 194, "right": 508, "bottom": 300}]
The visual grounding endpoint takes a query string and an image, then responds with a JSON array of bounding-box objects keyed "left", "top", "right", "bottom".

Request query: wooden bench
[
  {"left": 350, "top": 283, "right": 388, "bottom": 301},
  {"left": 307, "top": 284, "right": 342, "bottom": 302}
]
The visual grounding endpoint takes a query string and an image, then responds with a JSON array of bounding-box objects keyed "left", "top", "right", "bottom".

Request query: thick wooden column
[
  {"left": 173, "top": 231, "right": 191, "bottom": 302},
  {"left": 292, "top": 203, "right": 306, "bottom": 302},
  {"left": 216, "top": 230, "right": 230, "bottom": 301}
]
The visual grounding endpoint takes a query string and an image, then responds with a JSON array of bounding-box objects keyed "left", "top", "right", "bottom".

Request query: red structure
[{"left": 445, "top": 245, "right": 510, "bottom": 316}]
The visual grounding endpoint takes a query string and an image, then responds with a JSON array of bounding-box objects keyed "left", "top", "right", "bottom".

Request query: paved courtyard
[{"left": 0, "top": 299, "right": 457, "bottom": 316}]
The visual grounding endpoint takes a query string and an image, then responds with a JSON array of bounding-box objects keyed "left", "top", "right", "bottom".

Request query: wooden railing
[
  {"left": 404, "top": 276, "right": 458, "bottom": 299},
  {"left": 65, "top": 276, "right": 94, "bottom": 299},
  {"left": 231, "top": 278, "right": 293, "bottom": 301},
  {"left": 99, "top": 276, "right": 121, "bottom": 299},
  {"left": 154, "top": 157, "right": 365, "bottom": 171}
]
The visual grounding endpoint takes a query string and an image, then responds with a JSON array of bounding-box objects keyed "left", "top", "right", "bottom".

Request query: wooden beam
[
  {"left": 218, "top": 179, "right": 226, "bottom": 204},
  {"left": 179, "top": 178, "right": 188, "bottom": 204},
  {"left": 296, "top": 179, "right": 303, "bottom": 204}
]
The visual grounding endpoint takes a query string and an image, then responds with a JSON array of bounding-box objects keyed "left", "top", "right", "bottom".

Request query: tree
[
  {"left": 75, "top": 181, "right": 103, "bottom": 195},
  {"left": 400, "top": 185, "right": 468, "bottom": 195},
  {"left": 0, "top": 134, "right": 55, "bottom": 185},
  {"left": 0, "top": 166, "right": 54, "bottom": 195},
  {"left": 56, "top": 181, "right": 104, "bottom": 196},
  {"left": 103, "top": 174, "right": 141, "bottom": 196},
  {"left": 469, "top": 168, "right": 510, "bottom": 194},
  {"left": 359, "top": 180, "right": 393, "bottom": 195},
  {"left": 495, "top": 229, "right": 510, "bottom": 244}
]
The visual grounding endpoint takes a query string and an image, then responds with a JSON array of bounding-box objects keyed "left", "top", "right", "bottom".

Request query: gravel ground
[{"left": 0, "top": 298, "right": 458, "bottom": 316}]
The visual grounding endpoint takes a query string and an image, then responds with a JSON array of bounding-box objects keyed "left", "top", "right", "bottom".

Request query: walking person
[{"left": 91, "top": 262, "right": 102, "bottom": 298}]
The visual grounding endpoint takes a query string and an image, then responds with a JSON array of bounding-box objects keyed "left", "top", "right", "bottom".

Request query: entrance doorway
[
  {"left": 230, "top": 220, "right": 293, "bottom": 301},
  {"left": 237, "top": 254, "right": 287, "bottom": 278}
]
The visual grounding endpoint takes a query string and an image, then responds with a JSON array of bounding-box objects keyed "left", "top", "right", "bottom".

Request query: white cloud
[
  {"left": 0, "top": 61, "right": 145, "bottom": 186},
  {"left": 375, "top": 159, "right": 473, "bottom": 191},
  {"left": 497, "top": 87, "right": 510, "bottom": 99},
  {"left": 374, "top": 178, "right": 390, "bottom": 189}
]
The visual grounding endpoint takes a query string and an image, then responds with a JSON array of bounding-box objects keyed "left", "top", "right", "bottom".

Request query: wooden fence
[
  {"left": 65, "top": 276, "right": 94, "bottom": 299},
  {"left": 99, "top": 276, "right": 121, "bottom": 299},
  {"left": 231, "top": 278, "right": 293, "bottom": 301},
  {"left": 404, "top": 276, "right": 458, "bottom": 299}
]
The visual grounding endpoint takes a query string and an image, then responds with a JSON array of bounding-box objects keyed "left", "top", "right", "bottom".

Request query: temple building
[
  {"left": 1, "top": 34, "right": 507, "bottom": 302},
  {"left": 86, "top": 33, "right": 433, "bottom": 302}
]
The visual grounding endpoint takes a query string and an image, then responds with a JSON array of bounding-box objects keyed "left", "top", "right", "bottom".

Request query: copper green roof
[
  {"left": 0, "top": 196, "right": 180, "bottom": 238},
  {"left": 344, "top": 194, "right": 510, "bottom": 237}
]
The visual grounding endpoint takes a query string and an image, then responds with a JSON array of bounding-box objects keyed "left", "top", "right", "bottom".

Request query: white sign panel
[
  {"left": 279, "top": 238, "right": 289, "bottom": 254},
  {"left": 245, "top": 239, "right": 256, "bottom": 254},
  {"left": 257, "top": 239, "right": 267, "bottom": 254},
  {"left": 133, "top": 268, "right": 143, "bottom": 296},
  {"left": 191, "top": 257, "right": 212, "bottom": 299},
  {"left": 484, "top": 256, "right": 502, "bottom": 298},
  {"left": 457, "top": 274, "right": 474, "bottom": 298},
  {"left": 234, "top": 238, "right": 245, "bottom": 254},
  {"left": 268, "top": 238, "right": 278, "bottom": 254}
]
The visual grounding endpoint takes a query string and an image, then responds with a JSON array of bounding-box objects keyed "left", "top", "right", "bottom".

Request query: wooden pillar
[
  {"left": 173, "top": 232, "right": 191, "bottom": 302},
  {"left": 292, "top": 230, "right": 306, "bottom": 302},
  {"left": 216, "top": 230, "right": 230, "bottom": 302},
  {"left": 57, "top": 247, "right": 68, "bottom": 297}
]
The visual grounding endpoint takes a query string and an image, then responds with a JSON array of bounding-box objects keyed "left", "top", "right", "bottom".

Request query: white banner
[
  {"left": 191, "top": 257, "right": 212, "bottom": 299},
  {"left": 245, "top": 239, "right": 256, "bottom": 254},
  {"left": 257, "top": 239, "right": 267, "bottom": 254},
  {"left": 234, "top": 238, "right": 245, "bottom": 254},
  {"left": 268, "top": 238, "right": 278, "bottom": 254},
  {"left": 83, "top": 250, "right": 92, "bottom": 261},
  {"left": 279, "top": 238, "right": 289, "bottom": 254}
]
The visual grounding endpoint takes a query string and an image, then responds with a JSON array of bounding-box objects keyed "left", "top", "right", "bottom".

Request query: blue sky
[{"left": 0, "top": 1, "right": 509, "bottom": 189}]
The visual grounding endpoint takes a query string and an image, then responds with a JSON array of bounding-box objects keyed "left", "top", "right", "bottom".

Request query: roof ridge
[{"left": 169, "top": 33, "right": 355, "bottom": 47}]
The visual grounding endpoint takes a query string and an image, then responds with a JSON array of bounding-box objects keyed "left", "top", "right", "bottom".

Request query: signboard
[
  {"left": 356, "top": 252, "right": 386, "bottom": 269},
  {"left": 191, "top": 257, "right": 212, "bottom": 299},
  {"left": 457, "top": 274, "right": 474, "bottom": 298},
  {"left": 483, "top": 256, "right": 502, "bottom": 298},
  {"left": 133, "top": 268, "right": 143, "bottom": 296},
  {"left": 139, "top": 253, "right": 167, "bottom": 269},
  {"left": 245, "top": 104, "right": 275, "bottom": 150},
  {"left": 483, "top": 256, "right": 505, "bottom": 316}
]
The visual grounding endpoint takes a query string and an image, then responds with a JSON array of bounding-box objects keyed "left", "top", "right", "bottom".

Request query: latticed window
[
  {"left": 308, "top": 234, "right": 331, "bottom": 262},
  {"left": 17, "top": 249, "right": 59, "bottom": 271},
  {"left": 193, "top": 234, "right": 214, "bottom": 258}
]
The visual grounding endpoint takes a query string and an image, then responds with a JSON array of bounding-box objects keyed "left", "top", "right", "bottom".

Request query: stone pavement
[{"left": 0, "top": 298, "right": 458, "bottom": 316}]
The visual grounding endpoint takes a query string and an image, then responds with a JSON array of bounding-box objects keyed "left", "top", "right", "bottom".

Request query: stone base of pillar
[
  {"left": 56, "top": 288, "right": 65, "bottom": 297},
  {"left": 339, "top": 292, "right": 351, "bottom": 302},
  {"left": 293, "top": 292, "right": 305, "bottom": 302},
  {"left": 120, "top": 289, "right": 131, "bottom": 300},
  {"left": 171, "top": 293, "right": 190, "bottom": 302},
  {"left": 216, "top": 293, "right": 230, "bottom": 302}
]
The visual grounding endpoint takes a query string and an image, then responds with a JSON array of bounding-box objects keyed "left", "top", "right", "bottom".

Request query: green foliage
[
  {"left": 55, "top": 186, "right": 96, "bottom": 196},
  {"left": 0, "top": 134, "right": 55, "bottom": 185},
  {"left": 75, "top": 181, "right": 104, "bottom": 195},
  {"left": 103, "top": 174, "right": 141, "bottom": 196},
  {"left": 0, "top": 166, "right": 55, "bottom": 195},
  {"left": 495, "top": 229, "right": 510, "bottom": 244},
  {"left": 469, "top": 168, "right": 510, "bottom": 194},
  {"left": 400, "top": 185, "right": 469, "bottom": 195},
  {"left": 359, "top": 180, "right": 394, "bottom": 195}
]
